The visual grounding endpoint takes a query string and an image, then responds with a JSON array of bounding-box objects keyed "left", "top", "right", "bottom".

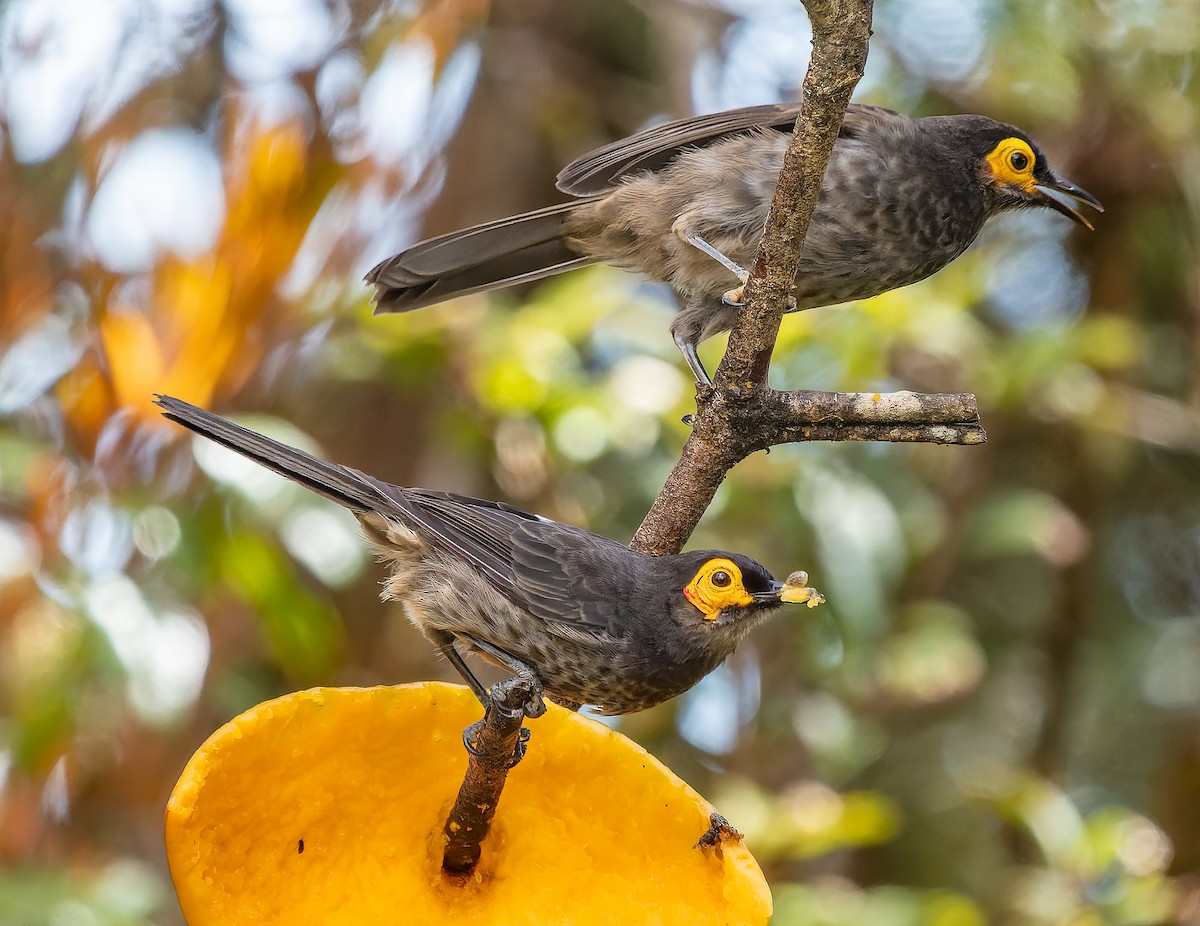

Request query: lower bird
[
  {"left": 156, "top": 395, "right": 824, "bottom": 716},
  {"left": 368, "top": 103, "right": 1102, "bottom": 385}
]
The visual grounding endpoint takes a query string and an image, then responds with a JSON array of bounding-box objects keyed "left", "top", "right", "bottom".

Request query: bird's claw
[
  {"left": 490, "top": 674, "right": 546, "bottom": 719},
  {"left": 522, "top": 691, "right": 547, "bottom": 718},
  {"left": 461, "top": 719, "right": 487, "bottom": 757},
  {"left": 461, "top": 718, "right": 530, "bottom": 768},
  {"left": 507, "top": 726, "right": 531, "bottom": 768},
  {"left": 722, "top": 279, "right": 795, "bottom": 310},
  {"left": 721, "top": 270, "right": 751, "bottom": 307}
]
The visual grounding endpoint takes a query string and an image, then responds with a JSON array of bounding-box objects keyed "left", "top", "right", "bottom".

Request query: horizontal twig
[
  {"left": 728, "top": 387, "right": 985, "bottom": 448},
  {"left": 632, "top": 385, "right": 983, "bottom": 556},
  {"left": 764, "top": 388, "right": 979, "bottom": 425},
  {"left": 769, "top": 422, "right": 986, "bottom": 444}
]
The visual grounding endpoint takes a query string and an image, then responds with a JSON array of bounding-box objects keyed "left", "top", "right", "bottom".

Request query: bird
[
  {"left": 155, "top": 395, "right": 824, "bottom": 716},
  {"left": 367, "top": 102, "right": 1102, "bottom": 385}
]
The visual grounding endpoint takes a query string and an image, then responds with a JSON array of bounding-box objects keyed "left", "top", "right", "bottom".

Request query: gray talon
[
  {"left": 461, "top": 720, "right": 487, "bottom": 757},
  {"left": 523, "top": 690, "right": 547, "bottom": 718}
]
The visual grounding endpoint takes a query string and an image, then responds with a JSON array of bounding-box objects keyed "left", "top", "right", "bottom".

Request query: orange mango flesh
[{"left": 165, "top": 682, "right": 771, "bottom": 925}]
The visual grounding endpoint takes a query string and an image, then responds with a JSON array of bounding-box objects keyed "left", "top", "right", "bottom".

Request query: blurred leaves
[
  {"left": 0, "top": 861, "right": 164, "bottom": 926},
  {"left": 0, "top": 0, "right": 1198, "bottom": 923},
  {"left": 718, "top": 775, "right": 902, "bottom": 859}
]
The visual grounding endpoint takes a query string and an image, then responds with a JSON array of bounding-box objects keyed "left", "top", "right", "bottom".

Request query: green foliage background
[{"left": 0, "top": 0, "right": 1197, "bottom": 923}]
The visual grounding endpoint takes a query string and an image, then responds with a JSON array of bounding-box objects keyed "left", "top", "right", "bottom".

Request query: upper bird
[
  {"left": 156, "top": 395, "right": 824, "bottom": 717},
  {"left": 368, "top": 103, "right": 1102, "bottom": 385}
]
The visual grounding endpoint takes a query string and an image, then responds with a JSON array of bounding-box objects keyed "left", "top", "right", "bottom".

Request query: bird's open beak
[
  {"left": 766, "top": 571, "right": 826, "bottom": 609},
  {"left": 1033, "top": 176, "right": 1104, "bottom": 231}
]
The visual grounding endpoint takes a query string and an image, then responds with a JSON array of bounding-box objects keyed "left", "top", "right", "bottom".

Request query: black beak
[
  {"left": 755, "top": 581, "right": 786, "bottom": 604},
  {"left": 1033, "top": 175, "right": 1104, "bottom": 231}
]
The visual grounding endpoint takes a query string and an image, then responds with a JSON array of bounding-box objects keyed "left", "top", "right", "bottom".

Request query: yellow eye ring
[
  {"left": 985, "top": 137, "right": 1037, "bottom": 192},
  {"left": 683, "top": 558, "right": 753, "bottom": 620}
]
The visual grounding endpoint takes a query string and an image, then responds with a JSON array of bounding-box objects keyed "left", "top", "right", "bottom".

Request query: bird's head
[
  {"left": 964, "top": 119, "right": 1104, "bottom": 229},
  {"left": 674, "top": 551, "right": 825, "bottom": 626}
]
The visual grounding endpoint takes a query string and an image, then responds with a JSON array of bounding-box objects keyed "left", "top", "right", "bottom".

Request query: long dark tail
[
  {"left": 156, "top": 395, "right": 534, "bottom": 588},
  {"left": 155, "top": 395, "right": 400, "bottom": 515},
  {"left": 366, "top": 200, "right": 600, "bottom": 313}
]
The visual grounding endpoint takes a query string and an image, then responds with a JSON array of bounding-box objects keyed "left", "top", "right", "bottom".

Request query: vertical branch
[
  {"left": 715, "top": 0, "right": 875, "bottom": 391},
  {"left": 444, "top": 0, "right": 885, "bottom": 872},
  {"left": 631, "top": 0, "right": 876, "bottom": 555},
  {"left": 442, "top": 680, "right": 532, "bottom": 875}
]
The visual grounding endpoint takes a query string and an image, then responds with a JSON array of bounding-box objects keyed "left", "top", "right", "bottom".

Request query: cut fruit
[{"left": 166, "top": 682, "right": 771, "bottom": 925}]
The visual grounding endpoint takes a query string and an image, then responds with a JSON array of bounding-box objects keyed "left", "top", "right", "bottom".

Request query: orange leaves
[
  {"left": 69, "top": 118, "right": 331, "bottom": 437},
  {"left": 223, "top": 121, "right": 312, "bottom": 285}
]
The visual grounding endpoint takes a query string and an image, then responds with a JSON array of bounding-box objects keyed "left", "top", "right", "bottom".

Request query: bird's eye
[
  {"left": 684, "top": 559, "right": 750, "bottom": 619},
  {"left": 1009, "top": 150, "right": 1030, "bottom": 172}
]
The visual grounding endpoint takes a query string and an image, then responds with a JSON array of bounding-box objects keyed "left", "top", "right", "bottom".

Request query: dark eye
[
  {"left": 1009, "top": 150, "right": 1030, "bottom": 172},
  {"left": 711, "top": 570, "right": 731, "bottom": 587}
]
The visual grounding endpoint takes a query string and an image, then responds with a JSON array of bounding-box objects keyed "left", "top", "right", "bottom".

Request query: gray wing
[
  {"left": 407, "top": 490, "right": 638, "bottom": 642},
  {"left": 401, "top": 489, "right": 547, "bottom": 587},
  {"left": 506, "top": 524, "right": 642, "bottom": 643},
  {"left": 555, "top": 102, "right": 901, "bottom": 196}
]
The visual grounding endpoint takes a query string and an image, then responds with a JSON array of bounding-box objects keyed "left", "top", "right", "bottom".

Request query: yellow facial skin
[
  {"left": 984, "top": 137, "right": 1038, "bottom": 194},
  {"left": 683, "top": 558, "right": 754, "bottom": 620}
]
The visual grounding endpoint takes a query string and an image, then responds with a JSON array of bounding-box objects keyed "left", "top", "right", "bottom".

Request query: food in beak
[{"left": 779, "top": 571, "right": 826, "bottom": 608}]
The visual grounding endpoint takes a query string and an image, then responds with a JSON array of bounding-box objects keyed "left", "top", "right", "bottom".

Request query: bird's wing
[
  {"left": 836, "top": 102, "right": 906, "bottom": 139},
  {"left": 555, "top": 103, "right": 800, "bottom": 196},
  {"left": 405, "top": 491, "right": 634, "bottom": 642},
  {"left": 401, "top": 489, "right": 543, "bottom": 587},
  {"left": 555, "top": 102, "right": 900, "bottom": 196},
  {"left": 505, "top": 524, "right": 637, "bottom": 642}
]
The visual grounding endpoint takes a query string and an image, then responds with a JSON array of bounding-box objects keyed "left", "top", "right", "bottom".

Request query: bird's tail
[
  {"left": 155, "top": 395, "right": 400, "bottom": 515},
  {"left": 366, "top": 199, "right": 600, "bottom": 313}
]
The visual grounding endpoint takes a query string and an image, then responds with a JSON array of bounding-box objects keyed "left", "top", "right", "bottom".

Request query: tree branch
[
  {"left": 716, "top": 0, "right": 875, "bottom": 390},
  {"left": 633, "top": 386, "right": 983, "bottom": 555},
  {"left": 442, "top": 679, "right": 533, "bottom": 876},
  {"left": 630, "top": 0, "right": 987, "bottom": 556},
  {"left": 443, "top": 0, "right": 978, "bottom": 871}
]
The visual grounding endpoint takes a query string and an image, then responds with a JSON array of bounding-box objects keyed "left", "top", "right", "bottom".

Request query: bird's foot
[
  {"left": 461, "top": 717, "right": 531, "bottom": 768},
  {"left": 457, "top": 633, "right": 548, "bottom": 719},
  {"left": 461, "top": 719, "right": 486, "bottom": 756},
  {"left": 491, "top": 673, "right": 546, "bottom": 719},
  {"left": 721, "top": 270, "right": 751, "bottom": 307},
  {"left": 722, "top": 279, "right": 796, "bottom": 310}
]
